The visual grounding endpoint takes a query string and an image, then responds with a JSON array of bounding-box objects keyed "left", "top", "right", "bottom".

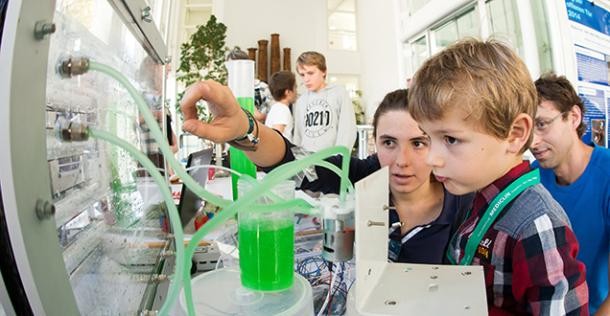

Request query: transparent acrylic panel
[
  {"left": 487, "top": 0, "right": 524, "bottom": 56},
  {"left": 46, "top": 0, "right": 171, "bottom": 314}
]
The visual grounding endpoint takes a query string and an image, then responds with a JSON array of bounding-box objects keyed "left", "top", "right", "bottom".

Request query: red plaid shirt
[{"left": 447, "top": 161, "right": 589, "bottom": 315}]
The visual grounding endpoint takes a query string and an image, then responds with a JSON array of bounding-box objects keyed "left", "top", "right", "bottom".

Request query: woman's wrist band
[{"left": 228, "top": 108, "right": 259, "bottom": 151}]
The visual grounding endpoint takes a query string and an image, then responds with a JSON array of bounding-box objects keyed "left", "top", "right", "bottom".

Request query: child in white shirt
[{"left": 266, "top": 71, "right": 297, "bottom": 141}]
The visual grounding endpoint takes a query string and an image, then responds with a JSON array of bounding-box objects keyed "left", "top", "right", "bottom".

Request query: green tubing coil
[{"left": 85, "top": 61, "right": 354, "bottom": 315}]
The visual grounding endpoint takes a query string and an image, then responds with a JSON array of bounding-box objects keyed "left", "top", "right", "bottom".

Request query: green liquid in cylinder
[
  {"left": 238, "top": 219, "right": 294, "bottom": 291},
  {"left": 230, "top": 97, "right": 257, "bottom": 200}
]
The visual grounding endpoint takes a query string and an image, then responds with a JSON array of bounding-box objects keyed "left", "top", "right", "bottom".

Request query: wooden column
[
  {"left": 257, "top": 40, "right": 268, "bottom": 82},
  {"left": 283, "top": 47, "right": 291, "bottom": 71},
  {"left": 270, "top": 33, "right": 280, "bottom": 76},
  {"left": 247, "top": 48, "right": 257, "bottom": 61}
]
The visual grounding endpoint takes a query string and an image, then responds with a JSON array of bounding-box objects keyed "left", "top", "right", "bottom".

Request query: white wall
[
  {"left": 215, "top": 0, "right": 401, "bottom": 122},
  {"left": 357, "top": 0, "right": 402, "bottom": 122}
]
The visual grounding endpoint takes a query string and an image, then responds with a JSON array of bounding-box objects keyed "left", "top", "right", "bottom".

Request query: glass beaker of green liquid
[{"left": 238, "top": 179, "right": 295, "bottom": 292}]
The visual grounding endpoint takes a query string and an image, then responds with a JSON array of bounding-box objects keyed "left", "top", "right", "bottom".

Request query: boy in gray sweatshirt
[{"left": 293, "top": 51, "right": 357, "bottom": 152}]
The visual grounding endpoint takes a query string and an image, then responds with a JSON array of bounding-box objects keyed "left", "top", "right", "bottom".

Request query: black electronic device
[{"left": 178, "top": 148, "right": 213, "bottom": 227}]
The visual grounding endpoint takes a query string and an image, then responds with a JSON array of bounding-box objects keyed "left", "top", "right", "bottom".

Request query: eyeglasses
[{"left": 533, "top": 111, "right": 567, "bottom": 135}]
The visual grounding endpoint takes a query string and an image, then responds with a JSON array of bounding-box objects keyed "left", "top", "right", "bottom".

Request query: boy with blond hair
[
  {"left": 408, "top": 39, "right": 589, "bottom": 315},
  {"left": 293, "top": 51, "right": 357, "bottom": 152}
]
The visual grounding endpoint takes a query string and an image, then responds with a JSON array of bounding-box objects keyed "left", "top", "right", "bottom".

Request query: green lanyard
[{"left": 447, "top": 169, "right": 540, "bottom": 265}]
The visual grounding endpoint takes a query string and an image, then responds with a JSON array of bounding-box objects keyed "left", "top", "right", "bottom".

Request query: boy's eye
[{"left": 444, "top": 136, "right": 458, "bottom": 145}]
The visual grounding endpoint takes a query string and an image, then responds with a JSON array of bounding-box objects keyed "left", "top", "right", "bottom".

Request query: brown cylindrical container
[
  {"left": 283, "top": 47, "right": 291, "bottom": 71},
  {"left": 257, "top": 40, "right": 269, "bottom": 82},
  {"left": 270, "top": 33, "right": 281, "bottom": 75},
  {"left": 247, "top": 48, "right": 257, "bottom": 61}
]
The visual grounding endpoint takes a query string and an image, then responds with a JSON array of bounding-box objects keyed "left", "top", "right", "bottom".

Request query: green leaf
[{"left": 176, "top": 15, "right": 228, "bottom": 121}]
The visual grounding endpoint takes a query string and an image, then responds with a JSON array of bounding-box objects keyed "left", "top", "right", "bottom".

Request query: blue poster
[
  {"left": 607, "top": 93, "right": 610, "bottom": 146},
  {"left": 575, "top": 46, "right": 609, "bottom": 86},
  {"left": 579, "top": 87, "right": 607, "bottom": 146},
  {"left": 567, "top": 0, "right": 610, "bottom": 147},
  {"left": 566, "top": 0, "right": 610, "bottom": 36}
]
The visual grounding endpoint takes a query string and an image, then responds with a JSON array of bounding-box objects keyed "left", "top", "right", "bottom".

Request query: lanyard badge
[{"left": 446, "top": 169, "right": 540, "bottom": 265}]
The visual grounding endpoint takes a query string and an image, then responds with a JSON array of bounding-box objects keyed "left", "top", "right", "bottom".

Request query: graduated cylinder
[{"left": 225, "top": 59, "right": 257, "bottom": 200}]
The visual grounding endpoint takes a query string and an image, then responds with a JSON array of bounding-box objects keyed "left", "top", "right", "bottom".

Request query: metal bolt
[
  {"left": 367, "top": 220, "right": 385, "bottom": 227},
  {"left": 35, "top": 199, "right": 56, "bottom": 220},
  {"left": 34, "top": 21, "right": 56, "bottom": 40},
  {"left": 141, "top": 6, "right": 153, "bottom": 23}
]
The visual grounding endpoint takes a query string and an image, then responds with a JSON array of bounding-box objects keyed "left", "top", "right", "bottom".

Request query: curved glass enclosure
[
  {"left": 43, "top": 0, "right": 171, "bottom": 314},
  {"left": 2, "top": 1, "right": 175, "bottom": 314}
]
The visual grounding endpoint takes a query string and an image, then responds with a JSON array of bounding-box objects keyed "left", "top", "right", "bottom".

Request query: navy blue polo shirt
[{"left": 388, "top": 190, "right": 472, "bottom": 264}]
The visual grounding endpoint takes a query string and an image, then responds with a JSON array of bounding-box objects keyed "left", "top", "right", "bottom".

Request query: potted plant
[{"left": 176, "top": 15, "right": 228, "bottom": 121}]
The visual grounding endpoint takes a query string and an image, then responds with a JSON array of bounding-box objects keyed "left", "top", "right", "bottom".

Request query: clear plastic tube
[
  {"left": 88, "top": 128, "right": 185, "bottom": 316},
  {"left": 89, "top": 62, "right": 232, "bottom": 209},
  {"left": 86, "top": 61, "right": 354, "bottom": 315}
]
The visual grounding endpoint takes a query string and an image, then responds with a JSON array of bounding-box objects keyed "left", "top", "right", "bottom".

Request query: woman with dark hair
[{"left": 181, "top": 84, "right": 472, "bottom": 263}]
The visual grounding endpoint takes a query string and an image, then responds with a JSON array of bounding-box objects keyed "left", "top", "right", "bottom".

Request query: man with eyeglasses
[{"left": 531, "top": 73, "right": 610, "bottom": 315}]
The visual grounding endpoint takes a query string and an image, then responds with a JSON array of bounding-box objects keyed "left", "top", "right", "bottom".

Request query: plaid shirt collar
[{"left": 471, "top": 161, "right": 531, "bottom": 218}]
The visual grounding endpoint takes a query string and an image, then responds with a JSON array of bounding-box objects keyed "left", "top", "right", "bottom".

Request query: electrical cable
[{"left": 317, "top": 261, "right": 335, "bottom": 316}]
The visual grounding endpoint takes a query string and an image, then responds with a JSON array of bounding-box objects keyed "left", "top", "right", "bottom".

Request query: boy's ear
[{"left": 507, "top": 113, "right": 532, "bottom": 154}]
